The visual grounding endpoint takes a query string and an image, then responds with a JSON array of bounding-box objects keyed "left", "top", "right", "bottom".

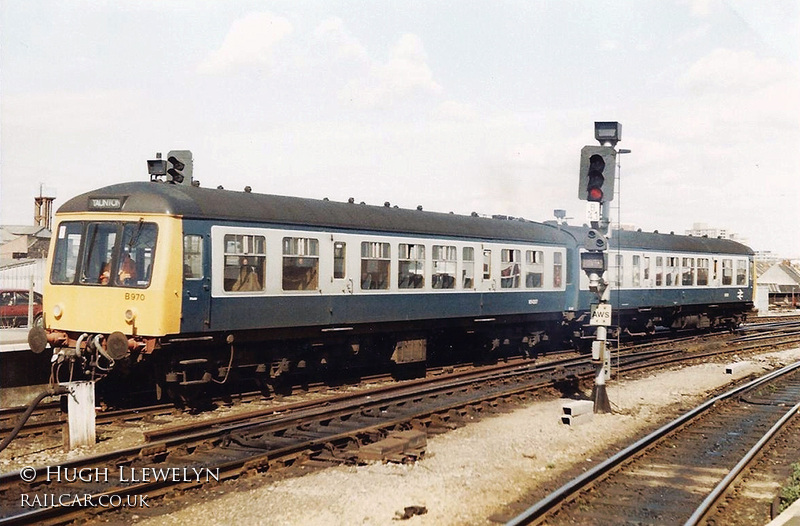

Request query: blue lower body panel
[{"left": 207, "top": 291, "right": 564, "bottom": 332}]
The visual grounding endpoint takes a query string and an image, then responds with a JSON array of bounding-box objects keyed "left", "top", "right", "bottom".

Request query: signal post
[{"left": 578, "top": 122, "right": 622, "bottom": 413}]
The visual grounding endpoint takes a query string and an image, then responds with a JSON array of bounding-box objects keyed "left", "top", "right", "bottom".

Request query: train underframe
[
  {"left": 35, "top": 314, "right": 564, "bottom": 406},
  {"left": 569, "top": 302, "right": 751, "bottom": 348}
]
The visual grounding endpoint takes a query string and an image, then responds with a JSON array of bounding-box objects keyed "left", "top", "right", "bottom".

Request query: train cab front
[{"left": 27, "top": 213, "right": 183, "bottom": 386}]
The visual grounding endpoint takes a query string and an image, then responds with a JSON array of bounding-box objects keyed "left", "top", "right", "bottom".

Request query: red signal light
[
  {"left": 588, "top": 187, "right": 603, "bottom": 201},
  {"left": 586, "top": 154, "right": 606, "bottom": 202}
]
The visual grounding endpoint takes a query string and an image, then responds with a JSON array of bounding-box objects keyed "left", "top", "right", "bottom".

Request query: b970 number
[{"left": 124, "top": 292, "right": 145, "bottom": 301}]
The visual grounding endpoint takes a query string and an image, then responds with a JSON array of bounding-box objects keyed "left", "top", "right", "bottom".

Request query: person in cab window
[
  {"left": 99, "top": 263, "right": 111, "bottom": 285},
  {"left": 232, "top": 257, "right": 261, "bottom": 291},
  {"left": 118, "top": 253, "right": 138, "bottom": 285}
]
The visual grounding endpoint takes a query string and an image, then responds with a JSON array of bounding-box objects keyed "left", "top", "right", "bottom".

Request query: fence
[{"left": 0, "top": 259, "right": 46, "bottom": 293}]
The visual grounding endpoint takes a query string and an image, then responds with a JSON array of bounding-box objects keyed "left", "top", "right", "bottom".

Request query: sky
[{"left": 1, "top": 1, "right": 799, "bottom": 258}]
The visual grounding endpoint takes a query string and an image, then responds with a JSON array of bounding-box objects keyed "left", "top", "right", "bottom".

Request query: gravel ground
[{"left": 116, "top": 347, "right": 800, "bottom": 526}]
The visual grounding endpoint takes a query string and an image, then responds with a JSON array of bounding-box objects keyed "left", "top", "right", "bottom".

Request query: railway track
[
  {"left": 0, "top": 346, "right": 693, "bottom": 525},
  {"left": 1, "top": 321, "right": 798, "bottom": 524},
  {"left": 505, "top": 360, "right": 800, "bottom": 526},
  {"left": 4, "top": 318, "right": 798, "bottom": 440}
]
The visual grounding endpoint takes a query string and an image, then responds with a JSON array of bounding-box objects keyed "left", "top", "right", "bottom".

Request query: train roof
[
  {"left": 561, "top": 225, "right": 753, "bottom": 256},
  {"left": 58, "top": 181, "right": 570, "bottom": 245}
]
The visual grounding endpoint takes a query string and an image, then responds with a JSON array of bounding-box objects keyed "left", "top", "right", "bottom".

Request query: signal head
[
  {"left": 578, "top": 145, "right": 616, "bottom": 203},
  {"left": 165, "top": 150, "right": 193, "bottom": 185}
]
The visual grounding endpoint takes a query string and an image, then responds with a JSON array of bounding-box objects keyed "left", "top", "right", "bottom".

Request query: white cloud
[
  {"left": 682, "top": 0, "right": 722, "bottom": 18},
  {"left": 314, "top": 17, "right": 368, "bottom": 62},
  {"left": 339, "top": 33, "right": 442, "bottom": 108},
  {"left": 674, "top": 23, "right": 711, "bottom": 45},
  {"left": 432, "top": 100, "right": 477, "bottom": 121},
  {"left": 197, "top": 12, "right": 293, "bottom": 75},
  {"left": 680, "top": 48, "right": 789, "bottom": 94},
  {"left": 600, "top": 39, "right": 619, "bottom": 51}
]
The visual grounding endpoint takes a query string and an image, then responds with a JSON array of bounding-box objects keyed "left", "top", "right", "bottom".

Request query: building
[
  {"left": 0, "top": 225, "right": 51, "bottom": 260},
  {"left": 0, "top": 226, "right": 51, "bottom": 294},
  {"left": 755, "top": 261, "right": 800, "bottom": 310},
  {"left": 685, "top": 222, "right": 748, "bottom": 245}
]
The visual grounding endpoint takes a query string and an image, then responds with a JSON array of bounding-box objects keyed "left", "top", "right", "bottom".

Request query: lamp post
[{"left": 610, "top": 148, "right": 631, "bottom": 389}]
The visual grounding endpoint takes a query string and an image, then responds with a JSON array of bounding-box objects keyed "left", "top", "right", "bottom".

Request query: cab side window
[{"left": 184, "top": 235, "right": 204, "bottom": 279}]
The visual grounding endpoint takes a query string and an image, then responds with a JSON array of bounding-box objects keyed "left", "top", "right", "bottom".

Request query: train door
[
  {"left": 181, "top": 222, "right": 211, "bottom": 332},
  {"left": 331, "top": 239, "right": 352, "bottom": 294},
  {"left": 480, "top": 248, "right": 496, "bottom": 291},
  {"left": 326, "top": 238, "right": 351, "bottom": 325}
]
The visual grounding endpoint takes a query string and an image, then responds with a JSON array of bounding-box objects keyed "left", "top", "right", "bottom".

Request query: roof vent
[
  {"left": 244, "top": 186, "right": 252, "bottom": 193},
  {"left": 417, "top": 205, "right": 423, "bottom": 211},
  {"left": 348, "top": 197, "right": 355, "bottom": 204},
  {"left": 384, "top": 201, "right": 390, "bottom": 207},
  {"left": 217, "top": 185, "right": 224, "bottom": 190}
]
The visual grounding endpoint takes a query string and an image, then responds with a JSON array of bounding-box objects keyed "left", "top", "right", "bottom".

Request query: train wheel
[
  {"left": 271, "top": 375, "right": 293, "bottom": 397},
  {"left": 391, "top": 361, "right": 426, "bottom": 381},
  {"left": 175, "top": 384, "right": 214, "bottom": 413}
]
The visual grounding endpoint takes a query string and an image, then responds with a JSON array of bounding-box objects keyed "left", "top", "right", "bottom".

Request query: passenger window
[
  {"left": 611, "top": 254, "right": 624, "bottom": 287},
  {"left": 722, "top": 259, "right": 733, "bottom": 285},
  {"left": 361, "top": 242, "right": 390, "bottom": 290},
  {"left": 632, "top": 255, "right": 641, "bottom": 287},
  {"left": 697, "top": 258, "right": 709, "bottom": 286},
  {"left": 183, "top": 235, "right": 204, "bottom": 279},
  {"left": 553, "top": 252, "right": 563, "bottom": 288},
  {"left": 525, "top": 250, "right": 543, "bottom": 288},
  {"left": 432, "top": 245, "right": 456, "bottom": 289},
  {"left": 643, "top": 257, "right": 650, "bottom": 283},
  {"left": 399, "top": 243, "right": 425, "bottom": 289},
  {"left": 223, "top": 234, "right": 266, "bottom": 292},
  {"left": 333, "top": 242, "right": 346, "bottom": 280},
  {"left": 655, "top": 257, "right": 663, "bottom": 286},
  {"left": 483, "top": 250, "right": 492, "bottom": 281},
  {"left": 682, "top": 257, "right": 695, "bottom": 286},
  {"left": 736, "top": 260, "right": 747, "bottom": 285},
  {"left": 462, "top": 247, "right": 475, "bottom": 288},
  {"left": 282, "top": 237, "right": 319, "bottom": 291},
  {"left": 667, "top": 257, "right": 679, "bottom": 286},
  {"left": 500, "top": 249, "right": 521, "bottom": 289}
]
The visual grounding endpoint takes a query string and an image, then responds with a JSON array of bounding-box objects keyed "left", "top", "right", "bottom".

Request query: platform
[{"left": 1, "top": 328, "right": 52, "bottom": 405}]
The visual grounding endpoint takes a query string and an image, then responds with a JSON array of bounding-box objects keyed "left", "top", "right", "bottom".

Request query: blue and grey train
[{"left": 28, "top": 180, "right": 754, "bottom": 397}]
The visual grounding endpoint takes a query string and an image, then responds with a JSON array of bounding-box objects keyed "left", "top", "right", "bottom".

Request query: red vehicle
[{"left": 0, "top": 289, "right": 43, "bottom": 328}]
